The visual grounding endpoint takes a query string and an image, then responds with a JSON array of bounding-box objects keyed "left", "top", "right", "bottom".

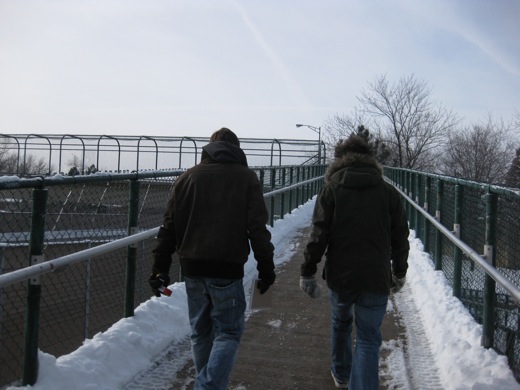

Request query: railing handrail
[
  {"left": 0, "top": 175, "right": 323, "bottom": 289},
  {"left": 0, "top": 228, "right": 159, "bottom": 289},
  {"left": 387, "top": 178, "right": 520, "bottom": 304},
  {"left": 386, "top": 167, "right": 520, "bottom": 198},
  {"left": 0, "top": 169, "right": 186, "bottom": 190}
]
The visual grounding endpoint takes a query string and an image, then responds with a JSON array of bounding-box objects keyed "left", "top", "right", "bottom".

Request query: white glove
[{"left": 300, "top": 276, "right": 321, "bottom": 298}]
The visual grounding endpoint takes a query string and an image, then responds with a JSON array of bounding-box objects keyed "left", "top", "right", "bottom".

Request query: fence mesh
[
  {"left": 0, "top": 165, "right": 324, "bottom": 387},
  {"left": 495, "top": 194, "right": 520, "bottom": 378},
  {"left": 385, "top": 167, "right": 520, "bottom": 383},
  {"left": 0, "top": 176, "right": 183, "bottom": 386}
]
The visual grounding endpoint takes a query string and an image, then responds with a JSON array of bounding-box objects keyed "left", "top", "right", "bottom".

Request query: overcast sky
[{"left": 0, "top": 0, "right": 518, "bottom": 140}]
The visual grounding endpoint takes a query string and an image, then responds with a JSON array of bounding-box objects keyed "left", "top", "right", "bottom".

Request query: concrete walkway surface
[{"left": 156, "top": 226, "right": 407, "bottom": 390}]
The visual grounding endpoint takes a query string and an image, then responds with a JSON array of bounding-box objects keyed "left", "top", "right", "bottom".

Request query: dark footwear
[{"left": 331, "top": 369, "right": 349, "bottom": 389}]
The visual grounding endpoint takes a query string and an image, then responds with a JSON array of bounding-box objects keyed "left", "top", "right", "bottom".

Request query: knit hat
[{"left": 334, "top": 134, "right": 372, "bottom": 158}]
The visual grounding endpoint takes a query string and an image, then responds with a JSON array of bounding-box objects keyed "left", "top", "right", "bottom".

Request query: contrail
[{"left": 229, "top": 0, "right": 314, "bottom": 109}]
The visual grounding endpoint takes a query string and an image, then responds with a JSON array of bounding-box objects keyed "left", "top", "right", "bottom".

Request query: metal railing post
[
  {"left": 434, "top": 180, "right": 444, "bottom": 271},
  {"left": 481, "top": 191, "right": 497, "bottom": 348},
  {"left": 423, "top": 176, "right": 431, "bottom": 251},
  {"left": 302, "top": 166, "right": 311, "bottom": 204},
  {"left": 453, "top": 185, "right": 463, "bottom": 298},
  {"left": 415, "top": 172, "right": 422, "bottom": 239},
  {"left": 303, "top": 166, "right": 308, "bottom": 201},
  {"left": 295, "top": 167, "right": 300, "bottom": 207},
  {"left": 84, "top": 242, "right": 92, "bottom": 339},
  {"left": 269, "top": 168, "right": 276, "bottom": 227},
  {"left": 280, "top": 167, "right": 286, "bottom": 219},
  {"left": 406, "top": 171, "right": 413, "bottom": 226},
  {"left": 0, "top": 246, "right": 3, "bottom": 347},
  {"left": 288, "top": 167, "right": 294, "bottom": 214},
  {"left": 125, "top": 179, "right": 140, "bottom": 318},
  {"left": 311, "top": 166, "right": 315, "bottom": 195},
  {"left": 301, "top": 166, "right": 306, "bottom": 205},
  {"left": 23, "top": 188, "right": 48, "bottom": 385}
]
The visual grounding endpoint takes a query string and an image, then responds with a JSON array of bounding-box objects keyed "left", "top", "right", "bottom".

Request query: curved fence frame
[{"left": 0, "top": 134, "right": 324, "bottom": 176}]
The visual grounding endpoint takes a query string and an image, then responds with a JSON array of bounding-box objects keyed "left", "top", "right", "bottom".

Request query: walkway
[{"left": 124, "top": 226, "right": 440, "bottom": 389}]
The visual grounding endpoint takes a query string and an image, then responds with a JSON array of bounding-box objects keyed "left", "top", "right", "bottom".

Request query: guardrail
[
  {"left": 0, "top": 165, "right": 325, "bottom": 387},
  {"left": 384, "top": 167, "right": 520, "bottom": 382}
]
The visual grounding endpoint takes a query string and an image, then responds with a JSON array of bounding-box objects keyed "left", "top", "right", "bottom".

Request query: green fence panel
[
  {"left": 384, "top": 166, "right": 520, "bottom": 383},
  {"left": 0, "top": 165, "right": 325, "bottom": 387}
]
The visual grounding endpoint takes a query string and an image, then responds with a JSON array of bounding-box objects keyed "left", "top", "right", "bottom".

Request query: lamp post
[{"left": 296, "top": 123, "right": 322, "bottom": 164}]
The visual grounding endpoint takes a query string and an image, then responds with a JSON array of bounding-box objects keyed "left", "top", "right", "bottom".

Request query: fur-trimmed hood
[{"left": 324, "top": 152, "right": 383, "bottom": 187}]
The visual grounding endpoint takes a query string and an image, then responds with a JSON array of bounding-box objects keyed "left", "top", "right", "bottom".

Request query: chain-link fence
[
  {"left": 385, "top": 167, "right": 520, "bottom": 382},
  {"left": 0, "top": 164, "right": 325, "bottom": 387}
]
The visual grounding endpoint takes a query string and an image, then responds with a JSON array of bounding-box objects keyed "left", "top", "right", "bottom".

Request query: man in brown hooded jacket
[{"left": 150, "top": 127, "right": 275, "bottom": 390}]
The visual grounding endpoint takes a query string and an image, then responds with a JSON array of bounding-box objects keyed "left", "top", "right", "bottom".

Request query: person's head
[
  {"left": 334, "top": 134, "right": 372, "bottom": 159},
  {"left": 209, "top": 127, "right": 240, "bottom": 147}
]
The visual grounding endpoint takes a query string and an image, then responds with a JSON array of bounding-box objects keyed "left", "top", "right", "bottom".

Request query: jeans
[
  {"left": 329, "top": 289, "right": 388, "bottom": 390},
  {"left": 185, "top": 277, "right": 246, "bottom": 390}
]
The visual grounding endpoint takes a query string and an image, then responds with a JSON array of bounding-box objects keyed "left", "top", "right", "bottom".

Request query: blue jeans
[
  {"left": 329, "top": 289, "right": 388, "bottom": 390},
  {"left": 185, "top": 277, "right": 246, "bottom": 390}
]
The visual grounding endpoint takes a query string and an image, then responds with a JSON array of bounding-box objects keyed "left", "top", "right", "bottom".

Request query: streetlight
[{"left": 296, "top": 123, "right": 322, "bottom": 164}]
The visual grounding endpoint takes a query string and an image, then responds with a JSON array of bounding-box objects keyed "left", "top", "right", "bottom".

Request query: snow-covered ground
[{"left": 7, "top": 199, "right": 520, "bottom": 390}]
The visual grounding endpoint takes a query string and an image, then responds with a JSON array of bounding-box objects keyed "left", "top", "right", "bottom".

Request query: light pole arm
[
  {"left": 296, "top": 123, "right": 320, "bottom": 133},
  {"left": 295, "top": 123, "right": 322, "bottom": 164}
]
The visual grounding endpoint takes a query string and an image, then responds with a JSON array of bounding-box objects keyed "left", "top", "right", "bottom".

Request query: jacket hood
[
  {"left": 201, "top": 141, "right": 248, "bottom": 167},
  {"left": 325, "top": 152, "right": 383, "bottom": 188}
]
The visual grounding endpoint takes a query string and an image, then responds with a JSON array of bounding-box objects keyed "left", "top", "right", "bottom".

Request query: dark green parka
[{"left": 301, "top": 152, "right": 409, "bottom": 294}]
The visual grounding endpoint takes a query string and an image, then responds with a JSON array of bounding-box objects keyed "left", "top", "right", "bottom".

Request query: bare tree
[
  {"left": 0, "top": 138, "right": 9, "bottom": 161},
  {"left": 19, "top": 154, "right": 50, "bottom": 176},
  {"left": 67, "top": 154, "right": 85, "bottom": 174},
  {"left": 441, "top": 116, "right": 515, "bottom": 183},
  {"left": 322, "top": 111, "right": 371, "bottom": 147},
  {"left": 358, "top": 74, "right": 459, "bottom": 171},
  {"left": 505, "top": 148, "right": 520, "bottom": 188},
  {"left": 322, "top": 111, "right": 385, "bottom": 162},
  {"left": 507, "top": 112, "right": 520, "bottom": 187},
  {"left": 0, "top": 152, "right": 19, "bottom": 175}
]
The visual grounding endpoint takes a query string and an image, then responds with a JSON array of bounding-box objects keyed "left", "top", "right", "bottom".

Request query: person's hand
[
  {"left": 300, "top": 276, "right": 321, "bottom": 298},
  {"left": 391, "top": 275, "right": 406, "bottom": 294},
  {"left": 257, "top": 270, "right": 276, "bottom": 294},
  {"left": 149, "top": 273, "right": 171, "bottom": 297}
]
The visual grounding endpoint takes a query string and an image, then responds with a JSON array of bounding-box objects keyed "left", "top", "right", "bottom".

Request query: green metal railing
[
  {"left": 0, "top": 165, "right": 325, "bottom": 387},
  {"left": 385, "top": 167, "right": 520, "bottom": 382}
]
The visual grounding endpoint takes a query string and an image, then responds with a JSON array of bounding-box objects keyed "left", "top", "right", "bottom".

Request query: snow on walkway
[
  {"left": 383, "top": 232, "right": 519, "bottom": 390},
  {"left": 7, "top": 200, "right": 520, "bottom": 390}
]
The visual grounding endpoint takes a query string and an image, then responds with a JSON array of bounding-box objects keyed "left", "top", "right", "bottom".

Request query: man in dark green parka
[{"left": 300, "top": 134, "right": 409, "bottom": 390}]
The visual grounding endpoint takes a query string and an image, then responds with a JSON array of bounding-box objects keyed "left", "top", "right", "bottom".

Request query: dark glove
[
  {"left": 391, "top": 275, "right": 406, "bottom": 294},
  {"left": 257, "top": 270, "right": 276, "bottom": 294},
  {"left": 300, "top": 276, "right": 321, "bottom": 298},
  {"left": 149, "top": 273, "right": 171, "bottom": 297}
]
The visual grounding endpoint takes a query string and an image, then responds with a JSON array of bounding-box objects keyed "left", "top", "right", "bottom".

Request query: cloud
[{"left": 403, "top": 0, "right": 520, "bottom": 77}]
